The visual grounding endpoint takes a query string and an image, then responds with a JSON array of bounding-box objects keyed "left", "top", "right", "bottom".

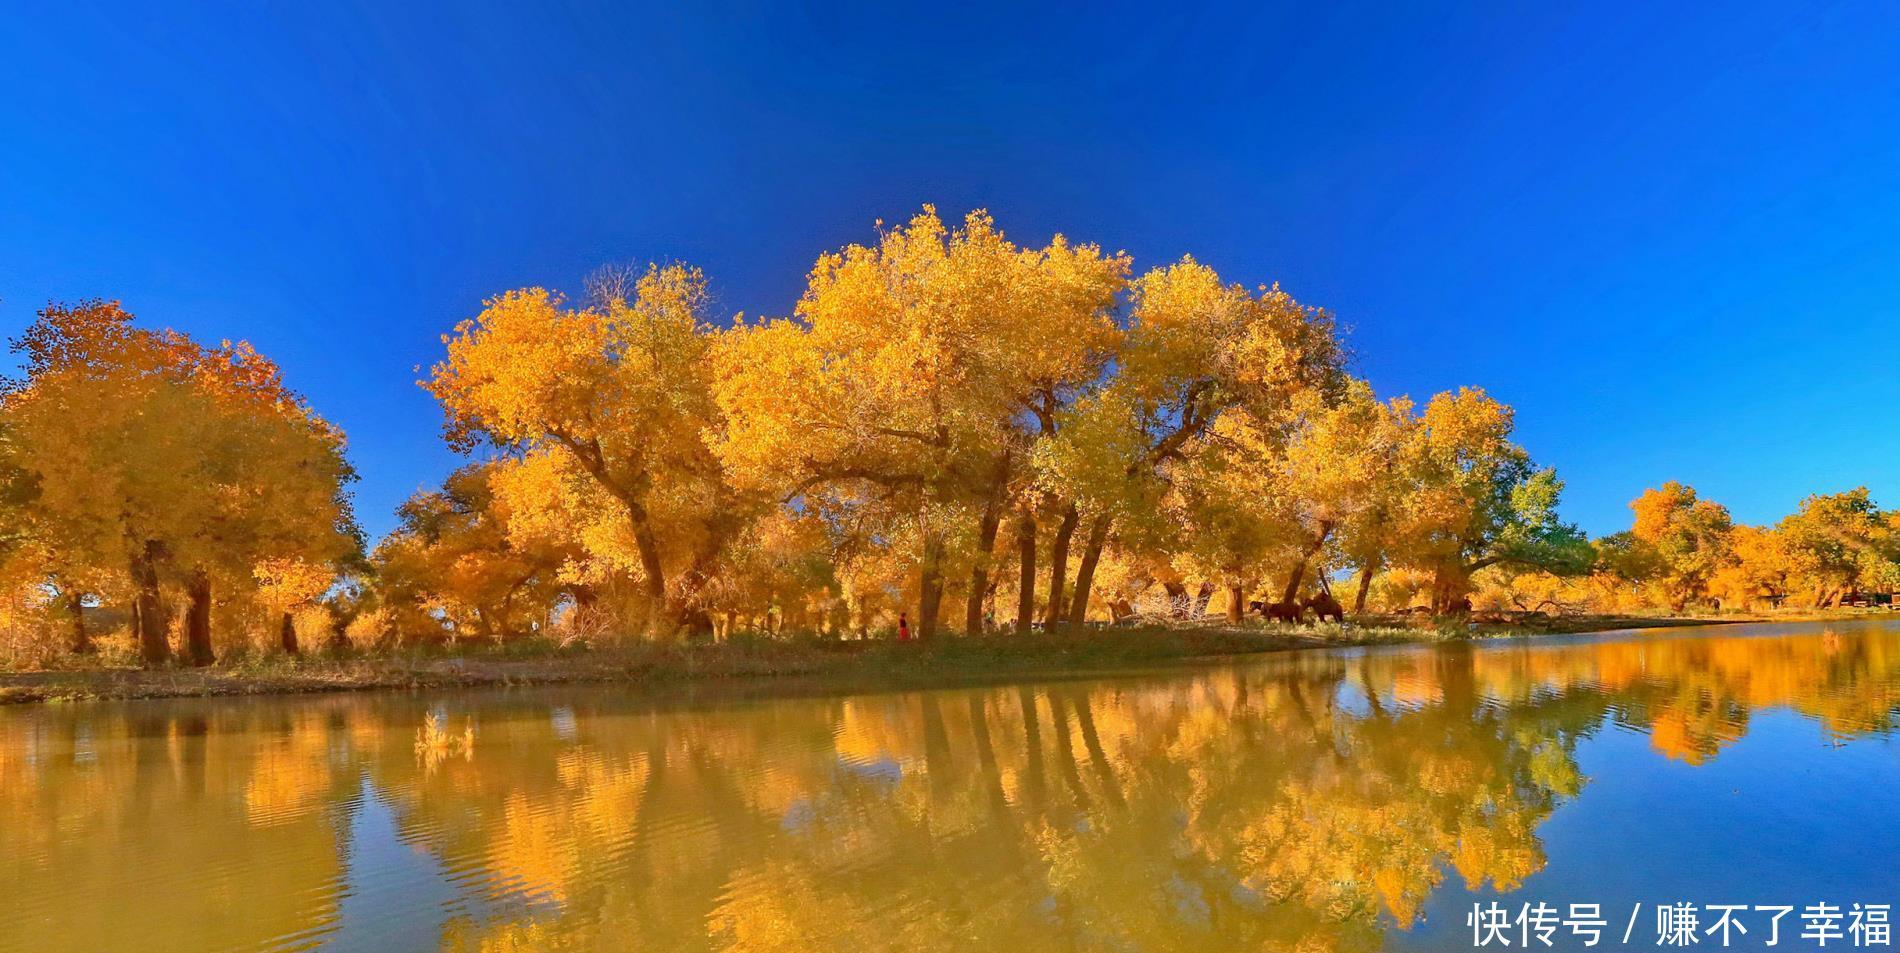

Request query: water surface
[{"left": 6, "top": 620, "right": 1900, "bottom": 952}]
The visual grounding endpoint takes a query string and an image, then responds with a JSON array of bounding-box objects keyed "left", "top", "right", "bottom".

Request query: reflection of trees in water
[
  {"left": 0, "top": 702, "right": 363, "bottom": 952},
  {"left": 4, "top": 628, "right": 1900, "bottom": 951}
]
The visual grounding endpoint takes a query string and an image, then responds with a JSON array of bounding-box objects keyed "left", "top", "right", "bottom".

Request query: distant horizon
[{"left": 6, "top": 2, "right": 1897, "bottom": 540}]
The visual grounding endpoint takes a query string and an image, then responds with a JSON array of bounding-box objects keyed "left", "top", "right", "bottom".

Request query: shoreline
[{"left": 0, "top": 612, "right": 1806, "bottom": 706}]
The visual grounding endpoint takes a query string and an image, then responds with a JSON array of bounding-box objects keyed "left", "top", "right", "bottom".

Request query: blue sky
[{"left": 4, "top": 1, "right": 1897, "bottom": 540}]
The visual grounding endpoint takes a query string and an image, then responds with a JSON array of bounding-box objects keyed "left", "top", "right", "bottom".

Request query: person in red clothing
[{"left": 897, "top": 612, "right": 912, "bottom": 642}]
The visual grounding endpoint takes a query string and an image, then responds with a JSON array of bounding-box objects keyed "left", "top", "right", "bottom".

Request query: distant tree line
[{"left": 0, "top": 207, "right": 1885, "bottom": 666}]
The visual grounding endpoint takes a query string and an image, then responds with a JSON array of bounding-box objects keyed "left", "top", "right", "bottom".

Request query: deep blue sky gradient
[{"left": 5, "top": 2, "right": 1897, "bottom": 539}]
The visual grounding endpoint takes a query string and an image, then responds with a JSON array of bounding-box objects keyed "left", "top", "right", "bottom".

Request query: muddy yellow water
[{"left": 5, "top": 620, "right": 1900, "bottom": 952}]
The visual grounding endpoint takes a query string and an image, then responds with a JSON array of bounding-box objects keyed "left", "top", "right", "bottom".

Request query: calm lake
[{"left": 6, "top": 620, "right": 1900, "bottom": 952}]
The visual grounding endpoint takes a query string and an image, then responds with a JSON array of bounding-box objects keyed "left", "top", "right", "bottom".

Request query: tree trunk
[
  {"left": 1280, "top": 560, "right": 1308, "bottom": 608},
  {"left": 1044, "top": 503, "right": 1078, "bottom": 629},
  {"left": 279, "top": 611, "right": 299, "bottom": 655},
  {"left": 326, "top": 604, "right": 353, "bottom": 651},
  {"left": 1433, "top": 564, "right": 1473, "bottom": 614},
  {"left": 918, "top": 531, "right": 945, "bottom": 640},
  {"left": 1015, "top": 509, "right": 1036, "bottom": 633},
  {"left": 66, "top": 592, "right": 92, "bottom": 655},
  {"left": 1066, "top": 512, "right": 1111, "bottom": 630},
  {"left": 130, "top": 542, "right": 170, "bottom": 666},
  {"left": 627, "top": 508, "right": 674, "bottom": 639},
  {"left": 1353, "top": 557, "right": 1380, "bottom": 615},
  {"left": 572, "top": 454, "right": 676, "bottom": 639},
  {"left": 1163, "top": 580, "right": 1189, "bottom": 618},
  {"left": 183, "top": 570, "right": 215, "bottom": 667},
  {"left": 1279, "top": 526, "right": 1332, "bottom": 606},
  {"left": 965, "top": 455, "right": 1010, "bottom": 635},
  {"left": 1225, "top": 582, "right": 1245, "bottom": 624}
]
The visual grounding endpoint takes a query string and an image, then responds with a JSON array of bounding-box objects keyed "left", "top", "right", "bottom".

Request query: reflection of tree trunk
[
  {"left": 1046, "top": 694, "right": 1090, "bottom": 808},
  {"left": 1286, "top": 678, "right": 1331, "bottom": 742},
  {"left": 184, "top": 570, "right": 216, "bottom": 667},
  {"left": 65, "top": 591, "right": 92, "bottom": 655},
  {"left": 967, "top": 695, "right": 1012, "bottom": 820},
  {"left": 1068, "top": 692, "right": 1125, "bottom": 809},
  {"left": 918, "top": 531, "right": 946, "bottom": 640},
  {"left": 1359, "top": 667, "right": 1387, "bottom": 719},
  {"left": 175, "top": 714, "right": 211, "bottom": 799},
  {"left": 279, "top": 611, "right": 299, "bottom": 655},
  {"left": 1354, "top": 557, "right": 1379, "bottom": 614},
  {"left": 1017, "top": 687, "right": 1046, "bottom": 809},
  {"left": 966, "top": 453, "right": 1010, "bottom": 635},
  {"left": 1435, "top": 642, "right": 1477, "bottom": 715},
  {"left": 1044, "top": 504, "right": 1077, "bottom": 629},
  {"left": 130, "top": 542, "right": 170, "bottom": 665},
  {"left": 1015, "top": 509, "right": 1037, "bottom": 634},
  {"left": 920, "top": 694, "right": 954, "bottom": 802},
  {"left": 1066, "top": 512, "right": 1111, "bottom": 630}
]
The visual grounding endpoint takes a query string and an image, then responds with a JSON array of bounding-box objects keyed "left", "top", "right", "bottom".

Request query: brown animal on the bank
[
  {"left": 1259, "top": 599, "right": 1301, "bottom": 623},
  {"left": 1302, "top": 592, "right": 1345, "bottom": 623}
]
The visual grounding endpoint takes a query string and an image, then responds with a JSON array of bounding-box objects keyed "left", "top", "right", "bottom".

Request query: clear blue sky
[{"left": 5, "top": 2, "right": 1897, "bottom": 540}]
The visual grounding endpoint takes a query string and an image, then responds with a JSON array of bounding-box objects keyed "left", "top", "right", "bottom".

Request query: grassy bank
[{"left": 0, "top": 613, "right": 1743, "bottom": 705}]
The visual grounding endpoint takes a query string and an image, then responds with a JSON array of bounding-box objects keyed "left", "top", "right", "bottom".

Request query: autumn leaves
[
  {"left": 2, "top": 301, "right": 357, "bottom": 665},
  {"left": 419, "top": 207, "right": 1582, "bottom": 642},
  {"left": 0, "top": 206, "right": 1600, "bottom": 665}
]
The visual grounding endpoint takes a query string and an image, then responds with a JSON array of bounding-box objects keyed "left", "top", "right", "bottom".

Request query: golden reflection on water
[{"left": 3, "top": 622, "right": 1899, "bottom": 952}]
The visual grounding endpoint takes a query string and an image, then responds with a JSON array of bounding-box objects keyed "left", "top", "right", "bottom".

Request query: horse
[
  {"left": 1301, "top": 592, "right": 1344, "bottom": 623},
  {"left": 1257, "top": 599, "right": 1301, "bottom": 623}
]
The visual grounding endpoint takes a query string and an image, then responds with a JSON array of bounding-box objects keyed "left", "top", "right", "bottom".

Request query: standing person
[{"left": 897, "top": 612, "right": 912, "bottom": 642}]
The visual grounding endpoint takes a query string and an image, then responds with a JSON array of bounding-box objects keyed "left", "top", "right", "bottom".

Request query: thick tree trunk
[
  {"left": 1163, "top": 580, "right": 1189, "bottom": 618},
  {"left": 1044, "top": 503, "right": 1078, "bottom": 629},
  {"left": 570, "top": 452, "right": 676, "bottom": 639},
  {"left": 279, "top": 611, "right": 299, "bottom": 655},
  {"left": 1015, "top": 509, "right": 1037, "bottom": 633},
  {"left": 130, "top": 542, "right": 170, "bottom": 666},
  {"left": 627, "top": 510, "right": 673, "bottom": 639},
  {"left": 1353, "top": 557, "right": 1380, "bottom": 615},
  {"left": 1433, "top": 564, "right": 1472, "bottom": 614},
  {"left": 1280, "top": 560, "right": 1308, "bottom": 607},
  {"left": 1066, "top": 512, "right": 1112, "bottom": 629},
  {"left": 1193, "top": 582, "right": 1216, "bottom": 617},
  {"left": 325, "top": 604, "right": 353, "bottom": 651},
  {"left": 66, "top": 592, "right": 92, "bottom": 655},
  {"left": 965, "top": 455, "right": 1010, "bottom": 635},
  {"left": 183, "top": 570, "right": 215, "bottom": 667},
  {"left": 1279, "top": 526, "right": 1333, "bottom": 606},
  {"left": 918, "top": 531, "right": 945, "bottom": 640},
  {"left": 1225, "top": 582, "right": 1245, "bottom": 624}
]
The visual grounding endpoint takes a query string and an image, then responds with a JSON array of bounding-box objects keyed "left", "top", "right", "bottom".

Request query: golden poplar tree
[
  {"left": 4, "top": 301, "right": 357, "bottom": 666},
  {"left": 427, "top": 264, "right": 728, "bottom": 638}
]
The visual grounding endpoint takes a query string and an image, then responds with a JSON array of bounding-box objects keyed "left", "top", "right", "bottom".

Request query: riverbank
[{"left": 0, "top": 613, "right": 1747, "bottom": 705}]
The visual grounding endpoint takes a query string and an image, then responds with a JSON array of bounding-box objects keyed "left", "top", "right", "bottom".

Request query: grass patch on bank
[{"left": 0, "top": 613, "right": 1743, "bottom": 705}]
